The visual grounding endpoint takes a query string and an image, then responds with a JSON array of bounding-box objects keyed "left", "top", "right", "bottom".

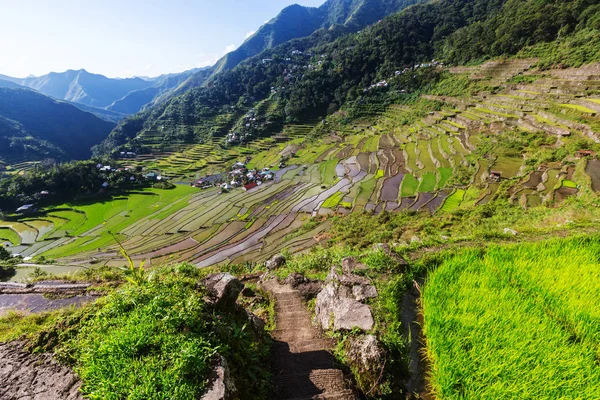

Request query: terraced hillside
[{"left": 2, "top": 59, "right": 600, "bottom": 269}]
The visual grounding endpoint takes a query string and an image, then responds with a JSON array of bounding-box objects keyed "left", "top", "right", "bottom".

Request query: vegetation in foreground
[
  {"left": 423, "top": 235, "right": 600, "bottom": 399},
  {"left": 6, "top": 264, "right": 271, "bottom": 400}
]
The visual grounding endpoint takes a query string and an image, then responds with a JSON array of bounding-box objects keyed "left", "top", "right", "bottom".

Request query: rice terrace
[{"left": 1, "top": 0, "right": 600, "bottom": 399}]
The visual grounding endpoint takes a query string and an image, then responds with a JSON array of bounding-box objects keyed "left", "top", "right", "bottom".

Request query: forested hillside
[
  {"left": 97, "top": 0, "right": 600, "bottom": 156},
  {"left": 0, "top": 88, "right": 115, "bottom": 162},
  {"left": 209, "top": 0, "right": 422, "bottom": 77}
]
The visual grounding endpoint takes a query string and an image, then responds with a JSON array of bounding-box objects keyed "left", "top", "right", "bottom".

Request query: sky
[{"left": 0, "top": 0, "right": 325, "bottom": 79}]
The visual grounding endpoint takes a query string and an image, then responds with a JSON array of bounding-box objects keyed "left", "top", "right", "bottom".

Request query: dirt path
[
  {"left": 0, "top": 342, "right": 82, "bottom": 400},
  {"left": 261, "top": 279, "right": 357, "bottom": 400}
]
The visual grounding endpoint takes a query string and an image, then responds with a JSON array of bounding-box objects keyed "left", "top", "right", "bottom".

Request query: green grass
[
  {"left": 322, "top": 192, "right": 345, "bottom": 208},
  {"left": 418, "top": 172, "right": 437, "bottom": 193},
  {"left": 375, "top": 169, "right": 385, "bottom": 178},
  {"left": 440, "top": 189, "right": 465, "bottom": 212},
  {"left": 0, "top": 227, "right": 20, "bottom": 245},
  {"left": 0, "top": 309, "right": 76, "bottom": 342},
  {"left": 356, "top": 177, "right": 377, "bottom": 205},
  {"left": 47, "top": 266, "right": 270, "bottom": 400},
  {"left": 561, "top": 104, "right": 596, "bottom": 114},
  {"left": 423, "top": 236, "right": 600, "bottom": 399},
  {"left": 401, "top": 175, "right": 419, "bottom": 197},
  {"left": 562, "top": 179, "right": 578, "bottom": 188},
  {"left": 41, "top": 186, "right": 196, "bottom": 259},
  {"left": 437, "top": 168, "right": 453, "bottom": 189},
  {"left": 319, "top": 159, "right": 340, "bottom": 186}
]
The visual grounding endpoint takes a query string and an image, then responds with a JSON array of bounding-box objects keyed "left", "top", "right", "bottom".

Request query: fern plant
[{"left": 110, "top": 232, "right": 146, "bottom": 286}]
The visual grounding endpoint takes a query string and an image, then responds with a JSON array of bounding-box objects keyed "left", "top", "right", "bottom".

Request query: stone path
[{"left": 261, "top": 279, "right": 357, "bottom": 400}]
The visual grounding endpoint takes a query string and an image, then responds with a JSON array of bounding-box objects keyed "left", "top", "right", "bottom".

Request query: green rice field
[{"left": 423, "top": 236, "right": 600, "bottom": 399}]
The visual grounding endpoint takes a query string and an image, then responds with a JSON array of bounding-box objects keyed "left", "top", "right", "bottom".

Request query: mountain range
[
  {"left": 0, "top": 67, "right": 206, "bottom": 120},
  {"left": 0, "top": 88, "right": 116, "bottom": 162}
]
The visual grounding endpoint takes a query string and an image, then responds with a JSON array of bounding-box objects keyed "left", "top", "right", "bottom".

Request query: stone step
[{"left": 273, "top": 369, "right": 354, "bottom": 399}]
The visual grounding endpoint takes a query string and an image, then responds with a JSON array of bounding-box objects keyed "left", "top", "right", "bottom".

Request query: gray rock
[
  {"left": 341, "top": 257, "right": 369, "bottom": 274},
  {"left": 345, "top": 334, "right": 386, "bottom": 392},
  {"left": 202, "top": 273, "right": 244, "bottom": 310},
  {"left": 285, "top": 272, "right": 323, "bottom": 299},
  {"left": 247, "top": 311, "right": 266, "bottom": 334},
  {"left": 347, "top": 334, "right": 385, "bottom": 372},
  {"left": 504, "top": 228, "right": 519, "bottom": 236},
  {"left": 352, "top": 284, "right": 378, "bottom": 302},
  {"left": 327, "top": 266, "right": 377, "bottom": 301},
  {"left": 201, "top": 355, "right": 238, "bottom": 400},
  {"left": 265, "top": 254, "right": 286, "bottom": 270},
  {"left": 315, "top": 282, "right": 374, "bottom": 331}
]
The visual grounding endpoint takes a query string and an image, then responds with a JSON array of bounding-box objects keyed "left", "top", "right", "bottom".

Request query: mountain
[
  {"left": 210, "top": 0, "right": 422, "bottom": 76},
  {"left": 96, "top": 0, "right": 600, "bottom": 157},
  {"left": 0, "top": 68, "right": 206, "bottom": 118},
  {"left": 0, "top": 70, "right": 154, "bottom": 108},
  {"left": 0, "top": 88, "right": 116, "bottom": 162},
  {"left": 106, "top": 68, "right": 208, "bottom": 114}
]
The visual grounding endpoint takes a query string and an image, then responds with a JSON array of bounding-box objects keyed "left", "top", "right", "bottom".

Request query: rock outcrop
[
  {"left": 201, "top": 355, "right": 238, "bottom": 400},
  {"left": 202, "top": 273, "right": 244, "bottom": 310},
  {"left": 314, "top": 264, "right": 377, "bottom": 332},
  {"left": 284, "top": 272, "right": 323, "bottom": 299},
  {"left": 0, "top": 342, "right": 83, "bottom": 400},
  {"left": 265, "top": 254, "right": 286, "bottom": 271}
]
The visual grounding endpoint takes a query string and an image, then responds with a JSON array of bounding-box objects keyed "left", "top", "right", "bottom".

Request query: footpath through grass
[{"left": 423, "top": 235, "right": 600, "bottom": 399}]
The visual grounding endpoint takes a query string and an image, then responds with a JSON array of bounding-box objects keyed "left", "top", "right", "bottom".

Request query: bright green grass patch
[
  {"left": 440, "top": 189, "right": 465, "bottom": 212},
  {"left": 561, "top": 104, "right": 596, "bottom": 114},
  {"left": 375, "top": 169, "right": 385, "bottom": 178},
  {"left": 418, "top": 172, "right": 437, "bottom": 193},
  {"left": 401, "top": 175, "right": 419, "bottom": 197},
  {"left": 50, "top": 268, "right": 270, "bottom": 399},
  {"left": 356, "top": 177, "right": 377, "bottom": 205},
  {"left": 319, "top": 159, "right": 340, "bottom": 186},
  {"left": 362, "top": 136, "right": 380, "bottom": 153},
  {"left": 423, "top": 236, "right": 600, "bottom": 399},
  {"left": 46, "top": 210, "right": 87, "bottom": 233},
  {"left": 437, "top": 168, "right": 453, "bottom": 189},
  {"left": 339, "top": 201, "right": 353, "bottom": 209},
  {"left": 0, "top": 309, "right": 76, "bottom": 342},
  {"left": 562, "top": 179, "right": 578, "bottom": 188},
  {"left": 322, "top": 192, "right": 345, "bottom": 208},
  {"left": 0, "top": 227, "right": 20, "bottom": 245}
]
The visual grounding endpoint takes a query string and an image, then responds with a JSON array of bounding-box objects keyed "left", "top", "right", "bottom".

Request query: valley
[{"left": 1, "top": 0, "right": 600, "bottom": 399}]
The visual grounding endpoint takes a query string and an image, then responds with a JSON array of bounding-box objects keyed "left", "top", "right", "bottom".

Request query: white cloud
[
  {"left": 245, "top": 30, "right": 256, "bottom": 39},
  {"left": 194, "top": 43, "right": 238, "bottom": 68}
]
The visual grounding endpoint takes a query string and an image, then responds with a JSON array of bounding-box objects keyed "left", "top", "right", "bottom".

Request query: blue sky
[{"left": 0, "top": 0, "right": 325, "bottom": 78}]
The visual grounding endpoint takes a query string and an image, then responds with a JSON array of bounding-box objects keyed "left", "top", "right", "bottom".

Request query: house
[
  {"left": 490, "top": 171, "right": 502, "bottom": 182},
  {"left": 39, "top": 191, "right": 50, "bottom": 196},
  {"left": 16, "top": 204, "right": 35, "bottom": 214},
  {"left": 262, "top": 59, "right": 273, "bottom": 64},
  {"left": 243, "top": 182, "right": 258, "bottom": 191},
  {"left": 145, "top": 172, "right": 159, "bottom": 181}
]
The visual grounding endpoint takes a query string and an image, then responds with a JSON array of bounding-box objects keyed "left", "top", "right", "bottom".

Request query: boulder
[
  {"left": 504, "top": 228, "right": 519, "bottom": 236},
  {"left": 345, "top": 334, "right": 386, "bottom": 395},
  {"left": 202, "top": 273, "right": 244, "bottom": 310},
  {"left": 265, "top": 254, "right": 286, "bottom": 270},
  {"left": 346, "top": 334, "right": 385, "bottom": 374},
  {"left": 341, "top": 257, "right": 369, "bottom": 274},
  {"left": 315, "top": 282, "right": 374, "bottom": 331},
  {"left": 284, "top": 272, "right": 323, "bottom": 299},
  {"left": 201, "top": 355, "right": 238, "bottom": 400},
  {"left": 327, "top": 266, "right": 378, "bottom": 301}
]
